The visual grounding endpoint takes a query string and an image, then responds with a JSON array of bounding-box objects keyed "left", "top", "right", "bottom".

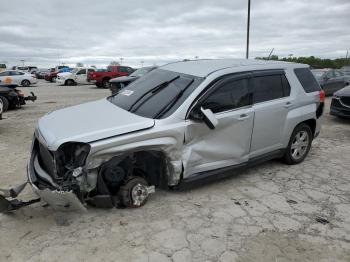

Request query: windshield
[
  {"left": 130, "top": 67, "right": 154, "bottom": 77},
  {"left": 107, "top": 69, "right": 203, "bottom": 119},
  {"left": 71, "top": 68, "right": 79, "bottom": 74}
]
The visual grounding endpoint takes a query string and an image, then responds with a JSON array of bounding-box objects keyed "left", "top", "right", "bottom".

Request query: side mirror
[{"left": 190, "top": 107, "right": 218, "bottom": 129}]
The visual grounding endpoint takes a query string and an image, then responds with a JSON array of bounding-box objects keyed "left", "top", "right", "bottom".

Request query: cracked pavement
[{"left": 0, "top": 81, "right": 350, "bottom": 261}]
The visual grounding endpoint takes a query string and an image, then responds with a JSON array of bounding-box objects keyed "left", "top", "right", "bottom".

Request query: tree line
[{"left": 256, "top": 55, "right": 350, "bottom": 69}]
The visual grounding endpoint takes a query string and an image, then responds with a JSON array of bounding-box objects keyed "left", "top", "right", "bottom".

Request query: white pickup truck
[{"left": 56, "top": 67, "right": 96, "bottom": 86}]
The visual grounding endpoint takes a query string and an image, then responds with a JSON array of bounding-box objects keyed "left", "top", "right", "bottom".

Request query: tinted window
[
  {"left": 119, "top": 67, "right": 129, "bottom": 73},
  {"left": 202, "top": 78, "right": 250, "bottom": 113},
  {"left": 0, "top": 71, "right": 9, "bottom": 76},
  {"left": 107, "top": 69, "right": 203, "bottom": 119},
  {"left": 281, "top": 75, "right": 291, "bottom": 96},
  {"left": 253, "top": 75, "right": 284, "bottom": 103},
  {"left": 87, "top": 69, "right": 95, "bottom": 73},
  {"left": 294, "top": 68, "right": 321, "bottom": 93}
]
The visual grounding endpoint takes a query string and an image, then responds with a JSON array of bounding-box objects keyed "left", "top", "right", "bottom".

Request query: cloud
[{"left": 0, "top": 0, "right": 349, "bottom": 68}]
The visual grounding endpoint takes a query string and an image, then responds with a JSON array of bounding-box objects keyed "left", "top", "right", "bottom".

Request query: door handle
[
  {"left": 284, "top": 102, "right": 293, "bottom": 108},
  {"left": 238, "top": 114, "right": 250, "bottom": 121}
]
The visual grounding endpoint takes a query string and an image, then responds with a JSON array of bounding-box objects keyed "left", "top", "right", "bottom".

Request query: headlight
[
  {"left": 333, "top": 94, "right": 340, "bottom": 99},
  {"left": 55, "top": 142, "right": 91, "bottom": 177}
]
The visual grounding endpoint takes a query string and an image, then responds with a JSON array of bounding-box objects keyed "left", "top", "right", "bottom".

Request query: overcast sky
[{"left": 0, "top": 0, "right": 349, "bottom": 68}]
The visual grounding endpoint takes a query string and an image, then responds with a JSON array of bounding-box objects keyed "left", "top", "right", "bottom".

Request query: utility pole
[
  {"left": 20, "top": 59, "right": 25, "bottom": 66},
  {"left": 267, "top": 48, "right": 274, "bottom": 60},
  {"left": 120, "top": 57, "right": 124, "bottom": 65},
  {"left": 346, "top": 50, "right": 349, "bottom": 59},
  {"left": 246, "top": 0, "right": 251, "bottom": 59}
]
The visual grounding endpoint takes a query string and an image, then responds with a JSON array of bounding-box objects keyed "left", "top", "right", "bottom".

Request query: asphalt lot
[{"left": 0, "top": 80, "right": 350, "bottom": 262}]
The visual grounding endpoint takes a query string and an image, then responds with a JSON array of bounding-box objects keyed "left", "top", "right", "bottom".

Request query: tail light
[{"left": 319, "top": 90, "right": 325, "bottom": 103}]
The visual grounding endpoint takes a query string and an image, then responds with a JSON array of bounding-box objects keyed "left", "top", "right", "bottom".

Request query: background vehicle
[
  {"left": 0, "top": 99, "right": 3, "bottom": 119},
  {"left": 88, "top": 65, "right": 134, "bottom": 88},
  {"left": 0, "top": 84, "right": 36, "bottom": 112},
  {"left": 12, "top": 66, "right": 29, "bottom": 72},
  {"left": 0, "top": 64, "right": 6, "bottom": 73},
  {"left": 35, "top": 69, "right": 50, "bottom": 79},
  {"left": 109, "top": 66, "right": 157, "bottom": 94},
  {"left": 0, "top": 70, "right": 37, "bottom": 87},
  {"left": 312, "top": 69, "right": 350, "bottom": 95},
  {"left": 56, "top": 67, "right": 96, "bottom": 85},
  {"left": 341, "top": 66, "right": 350, "bottom": 76},
  {"left": 330, "top": 85, "right": 350, "bottom": 118}
]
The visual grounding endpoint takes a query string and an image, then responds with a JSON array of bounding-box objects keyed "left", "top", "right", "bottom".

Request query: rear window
[
  {"left": 253, "top": 75, "right": 285, "bottom": 103},
  {"left": 294, "top": 68, "right": 321, "bottom": 93}
]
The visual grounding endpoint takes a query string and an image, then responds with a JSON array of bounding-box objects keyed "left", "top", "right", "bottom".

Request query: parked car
[
  {"left": 35, "top": 69, "right": 50, "bottom": 79},
  {"left": 330, "top": 85, "right": 350, "bottom": 118},
  {"left": 0, "top": 70, "right": 37, "bottom": 87},
  {"left": 0, "top": 84, "right": 37, "bottom": 112},
  {"left": 0, "top": 64, "right": 6, "bottom": 73},
  {"left": 0, "top": 59, "right": 325, "bottom": 212},
  {"left": 88, "top": 65, "right": 134, "bottom": 88},
  {"left": 0, "top": 98, "right": 3, "bottom": 120},
  {"left": 56, "top": 67, "right": 96, "bottom": 85},
  {"left": 109, "top": 66, "right": 157, "bottom": 94},
  {"left": 311, "top": 69, "right": 350, "bottom": 95},
  {"left": 44, "top": 68, "right": 70, "bottom": 82}
]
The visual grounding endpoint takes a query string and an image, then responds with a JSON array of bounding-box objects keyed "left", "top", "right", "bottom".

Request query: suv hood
[{"left": 37, "top": 99, "right": 155, "bottom": 150}]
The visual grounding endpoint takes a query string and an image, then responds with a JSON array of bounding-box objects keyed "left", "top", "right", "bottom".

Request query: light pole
[
  {"left": 20, "top": 59, "right": 25, "bottom": 66},
  {"left": 140, "top": 61, "right": 144, "bottom": 68},
  {"left": 246, "top": 0, "right": 251, "bottom": 59},
  {"left": 120, "top": 57, "right": 124, "bottom": 65}
]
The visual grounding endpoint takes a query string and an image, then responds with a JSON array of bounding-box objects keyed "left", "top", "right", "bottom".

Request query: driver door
[{"left": 183, "top": 73, "right": 254, "bottom": 178}]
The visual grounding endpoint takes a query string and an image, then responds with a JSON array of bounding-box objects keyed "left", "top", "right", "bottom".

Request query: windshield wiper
[
  {"left": 128, "top": 75, "right": 180, "bottom": 112},
  {"left": 154, "top": 79, "right": 194, "bottom": 119}
]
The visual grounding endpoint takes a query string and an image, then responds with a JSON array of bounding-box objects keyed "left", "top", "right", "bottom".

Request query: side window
[
  {"left": 76, "top": 69, "right": 86, "bottom": 75},
  {"left": 252, "top": 75, "right": 284, "bottom": 103},
  {"left": 281, "top": 75, "right": 291, "bottom": 96},
  {"left": 9, "top": 71, "right": 19, "bottom": 76},
  {"left": 127, "top": 67, "right": 134, "bottom": 73},
  {"left": 294, "top": 68, "right": 321, "bottom": 93},
  {"left": 88, "top": 69, "right": 95, "bottom": 73},
  {"left": 0, "top": 71, "right": 9, "bottom": 76},
  {"left": 202, "top": 78, "right": 250, "bottom": 113},
  {"left": 119, "top": 67, "right": 129, "bottom": 73}
]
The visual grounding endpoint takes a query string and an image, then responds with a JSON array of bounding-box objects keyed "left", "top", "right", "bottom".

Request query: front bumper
[
  {"left": 27, "top": 151, "right": 87, "bottom": 212},
  {"left": 56, "top": 78, "right": 65, "bottom": 85},
  {"left": 330, "top": 98, "right": 350, "bottom": 118}
]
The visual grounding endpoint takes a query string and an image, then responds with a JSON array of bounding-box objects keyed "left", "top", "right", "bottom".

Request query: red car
[
  {"left": 44, "top": 71, "right": 59, "bottom": 82},
  {"left": 88, "top": 65, "right": 134, "bottom": 88}
]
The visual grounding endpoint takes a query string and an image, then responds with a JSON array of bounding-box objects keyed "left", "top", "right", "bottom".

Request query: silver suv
[{"left": 0, "top": 59, "right": 325, "bottom": 212}]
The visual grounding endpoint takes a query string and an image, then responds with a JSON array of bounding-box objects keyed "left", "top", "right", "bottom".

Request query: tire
[
  {"left": 66, "top": 79, "right": 75, "bottom": 86},
  {"left": 21, "top": 80, "right": 30, "bottom": 87},
  {"left": 119, "top": 177, "right": 150, "bottom": 208},
  {"left": 283, "top": 123, "right": 312, "bottom": 165},
  {"left": 0, "top": 96, "right": 9, "bottom": 112},
  {"left": 96, "top": 83, "right": 103, "bottom": 88},
  {"left": 52, "top": 77, "right": 57, "bottom": 83},
  {"left": 102, "top": 79, "right": 111, "bottom": 89}
]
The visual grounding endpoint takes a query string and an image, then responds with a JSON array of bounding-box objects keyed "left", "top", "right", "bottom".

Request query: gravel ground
[{"left": 0, "top": 80, "right": 350, "bottom": 262}]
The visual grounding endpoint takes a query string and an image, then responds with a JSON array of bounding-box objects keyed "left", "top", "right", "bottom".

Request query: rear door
[
  {"left": 250, "top": 70, "right": 292, "bottom": 157},
  {"left": 184, "top": 73, "right": 254, "bottom": 177}
]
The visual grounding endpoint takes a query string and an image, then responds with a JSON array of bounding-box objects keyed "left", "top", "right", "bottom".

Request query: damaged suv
[{"left": 0, "top": 59, "right": 324, "bottom": 212}]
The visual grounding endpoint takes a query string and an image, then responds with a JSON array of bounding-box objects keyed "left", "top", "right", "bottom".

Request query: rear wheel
[
  {"left": 283, "top": 123, "right": 312, "bottom": 165},
  {"left": 0, "top": 96, "right": 9, "bottom": 112},
  {"left": 21, "top": 80, "right": 30, "bottom": 87}
]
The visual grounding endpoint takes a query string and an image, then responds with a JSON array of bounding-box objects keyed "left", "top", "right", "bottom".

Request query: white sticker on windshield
[{"left": 120, "top": 89, "right": 134, "bottom": 96}]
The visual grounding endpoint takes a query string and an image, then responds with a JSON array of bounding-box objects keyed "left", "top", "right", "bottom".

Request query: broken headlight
[{"left": 55, "top": 142, "right": 91, "bottom": 178}]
